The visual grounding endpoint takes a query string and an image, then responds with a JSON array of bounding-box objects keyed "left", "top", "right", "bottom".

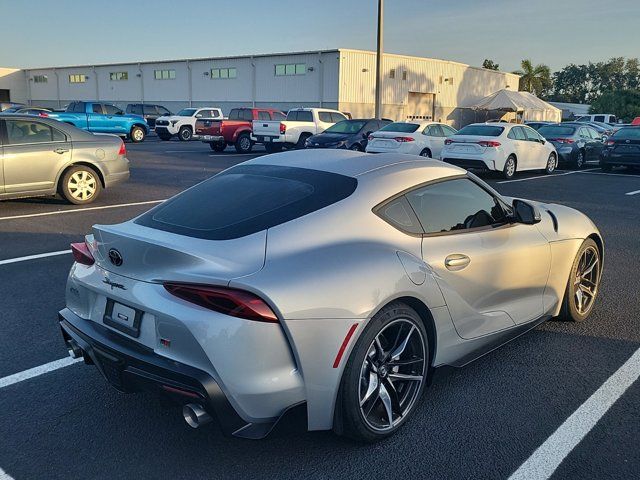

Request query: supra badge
[
  {"left": 102, "top": 277, "right": 126, "bottom": 290},
  {"left": 108, "top": 248, "right": 123, "bottom": 266}
]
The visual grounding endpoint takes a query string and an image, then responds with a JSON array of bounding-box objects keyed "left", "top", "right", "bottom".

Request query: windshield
[
  {"left": 456, "top": 125, "right": 505, "bottom": 136},
  {"left": 538, "top": 126, "right": 576, "bottom": 137},
  {"left": 379, "top": 122, "right": 419, "bottom": 133},
  {"left": 324, "top": 120, "right": 367, "bottom": 134},
  {"left": 176, "top": 108, "right": 197, "bottom": 117}
]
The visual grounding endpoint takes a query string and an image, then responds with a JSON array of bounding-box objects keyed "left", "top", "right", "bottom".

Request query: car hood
[
  {"left": 157, "top": 115, "right": 191, "bottom": 122},
  {"left": 308, "top": 133, "right": 351, "bottom": 144}
]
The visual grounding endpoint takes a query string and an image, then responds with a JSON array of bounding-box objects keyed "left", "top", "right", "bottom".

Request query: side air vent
[{"left": 546, "top": 209, "right": 558, "bottom": 232}]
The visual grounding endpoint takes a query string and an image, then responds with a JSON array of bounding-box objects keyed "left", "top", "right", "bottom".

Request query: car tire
[
  {"left": 419, "top": 148, "right": 432, "bottom": 158},
  {"left": 130, "top": 126, "right": 145, "bottom": 143},
  {"left": 575, "top": 150, "right": 585, "bottom": 169},
  {"left": 157, "top": 132, "right": 172, "bottom": 141},
  {"left": 265, "top": 143, "right": 283, "bottom": 153},
  {"left": 335, "top": 302, "right": 429, "bottom": 443},
  {"left": 209, "top": 142, "right": 226, "bottom": 152},
  {"left": 502, "top": 155, "right": 517, "bottom": 179},
  {"left": 544, "top": 153, "right": 557, "bottom": 174},
  {"left": 557, "top": 238, "right": 601, "bottom": 322},
  {"left": 296, "top": 133, "right": 311, "bottom": 149},
  {"left": 178, "top": 126, "right": 192, "bottom": 141},
  {"left": 234, "top": 133, "right": 253, "bottom": 153},
  {"left": 350, "top": 143, "right": 363, "bottom": 151},
  {"left": 59, "top": 165, "right": 102, "bottom": 205}
]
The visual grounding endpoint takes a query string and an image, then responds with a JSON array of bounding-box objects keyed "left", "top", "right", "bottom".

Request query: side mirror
[
  {"left": 540, "top": 138, "right": 545, "bottom": 145},
  {"left": 512, "top": 199, "right": 541, "bottom": 225}
]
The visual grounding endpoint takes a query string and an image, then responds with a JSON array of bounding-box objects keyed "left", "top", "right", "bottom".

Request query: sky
[{"left": 1, "top": 0, "right": 639, "bottom": 72}]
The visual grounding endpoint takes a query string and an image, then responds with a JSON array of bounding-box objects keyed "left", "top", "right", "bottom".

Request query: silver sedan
[
  {"left": 0, "top": 115, "right": 129, "bottom": 204},
  {"left": 58, "top": 150, "right": 603, "bottom": 442}
]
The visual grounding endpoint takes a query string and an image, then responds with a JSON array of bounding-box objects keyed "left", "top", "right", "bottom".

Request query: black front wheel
[
  {"left": 335, "top": 302, "right": 428, "bottom": 442},
  {"left": 178, "top": 126, "right": 192, "bottom": 141},
  {"left": 209, "top": 142, "right": 226, "bottom": 152},
  {"left": 264, "top": 143, "right": 283, "bottom": 153}
]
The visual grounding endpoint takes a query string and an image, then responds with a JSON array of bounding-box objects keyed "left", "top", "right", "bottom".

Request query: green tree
[
  {"left": 482, "top": 59, "right": 499, "bottom": 71},
  {"left": 550, "top": 64, "right": 591, "bottom": 103},
  {"left": 513, "top": 59, "right": 552, "bottom": 97},
  {"left": 589, "top": 90, "right": 640, "bottom": 122}
]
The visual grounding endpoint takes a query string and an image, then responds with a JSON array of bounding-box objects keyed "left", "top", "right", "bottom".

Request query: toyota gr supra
[{"left": 58, "top": 150, "right": 603, "bottom": 442}]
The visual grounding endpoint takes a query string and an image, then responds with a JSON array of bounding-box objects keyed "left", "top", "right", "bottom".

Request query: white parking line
[
  {"left": 508, "top": 347, "right": 640, "bottom": 480},
  {"left": 0, "top": 250, "right": 70, "bottom": 266},
  {"left": 625, "top": 189, "right": 640, "bottom": 196},
  {"left": 497, "top": 168, "right": 599, "bottom": 184},
  {"left": 0, "top": 199, "right": 166, "bottom": 222},
  {"left": 0, "top": 467, "right": 15, "bottom": 480},
  {"left": 0, "top": 357, "right": 81, "bottom": 390},
  {"left": 208, "top": 153, "right": 263, "bottom": 157}
]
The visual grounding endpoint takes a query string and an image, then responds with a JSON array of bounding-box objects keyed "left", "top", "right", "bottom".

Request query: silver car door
[{"left": 406, "top": 177, "right": 551, "bottom": 339}]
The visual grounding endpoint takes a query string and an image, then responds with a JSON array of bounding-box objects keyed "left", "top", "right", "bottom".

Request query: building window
[
  {"left": 154, "top": 69, "right": 176, "bottom": 80},
  {"left": 275, "top": 63, "right": 306, "bottom": 76},
  {"left": 211, "top": 67, "right": 237, "bottom": 79},
  {"left": 402, "top": 71, "right": 407, "bottom": 81},
  {"left": 69, "top": 74, "right": 87, "bottom": 84},
  {"left": 109, "top": 71, "right": 128, "bottom": 81},
  {"left": 389, "top": 69, "right": 396, "bottom": 79},
  {"left": 33, "top": 75, "right": 48, "bottom": 83}
]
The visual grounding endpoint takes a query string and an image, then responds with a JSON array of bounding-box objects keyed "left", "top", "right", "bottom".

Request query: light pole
[{"left": 374, "top": 0, "right": 383, "bottom": 119}]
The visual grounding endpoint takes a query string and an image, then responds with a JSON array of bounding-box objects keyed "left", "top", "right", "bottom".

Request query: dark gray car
[
  {"left": 537, "top": 124, "right": 604, "bottom": 168},
  {"left": 0, "top": 115, "right": 130, "bottom": 204}
]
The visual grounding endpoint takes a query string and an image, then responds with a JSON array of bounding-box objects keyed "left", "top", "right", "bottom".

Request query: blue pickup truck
[{"left": 48, "top": 101, "right": 149, "bottom": 142}]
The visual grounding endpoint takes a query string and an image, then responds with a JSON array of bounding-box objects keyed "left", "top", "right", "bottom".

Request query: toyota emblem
[{"left": 108, "top": 248, "right": 123, "bottom": 266}]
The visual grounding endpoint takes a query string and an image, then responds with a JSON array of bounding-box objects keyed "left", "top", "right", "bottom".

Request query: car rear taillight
[
  {"left": 394, "top": 136, "right": 415, "bottom": 142},
  {"left": 279, "top": 123, "right": 286, "bottom": 134},
  {"left": 70, "top": 241, "right": 95, "bottom": 266},
  {"left": 478, "top": 140, "right": 501, "bottom": 147},
  {"left": 606, "top": 140, "right": 615, "bottom": 146},
  {"left": 118, "top": 141, "right": 126, "bottom": 156},
  {"left": 553, "top": 138, "right": 575, "bottom": 144},
  {"left": 444, "top": 139, "right": 454, "bottom": 145},
  {"left": 163, "top": 283, "right": 278, "bottom": 323},
  {"left": 38, "top": 112, "right": 49, "bottom": 117}
]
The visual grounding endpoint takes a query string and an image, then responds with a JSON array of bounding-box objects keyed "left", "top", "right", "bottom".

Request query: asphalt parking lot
[{"left": 1, "top": 137, "right": 639, "bottom": 480}]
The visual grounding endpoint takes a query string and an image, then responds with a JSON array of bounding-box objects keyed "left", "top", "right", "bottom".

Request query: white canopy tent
[{"left": 468, "top": 89, "right": 562, "bottom": 123}]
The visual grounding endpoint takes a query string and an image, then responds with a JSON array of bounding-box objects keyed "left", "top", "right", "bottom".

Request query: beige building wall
[{"left": 0, "top": 68, "right": 28, "bottom": 104}]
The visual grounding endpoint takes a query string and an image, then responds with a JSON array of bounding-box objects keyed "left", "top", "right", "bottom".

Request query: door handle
[
  {"left": 444, "top": 254, "right": 470, "bottom": 271},
  {"left": 54, "top": 148, "right": 69, "bottom": 154}
]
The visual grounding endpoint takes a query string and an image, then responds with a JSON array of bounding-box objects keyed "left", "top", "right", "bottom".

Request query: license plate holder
[{"left": 103, "top": 299, "right": 142, "bottom": 338}]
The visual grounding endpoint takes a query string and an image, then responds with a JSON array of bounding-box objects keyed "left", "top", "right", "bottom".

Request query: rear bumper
[
  {"left": 442, "top": 157, "right": 493, "bottom": 171},
  {"left": 104, "top": 170, "right": 130, "bottom": 188},
  {"left": 58, "top": 308, "right": 298, "bottom": 439},
  {"left": 601, "top": 150, "right": 640, "bottom": 165},
  {"left": 200, "top": 135, "right": 225, "bottom": 144},
  {"left": 252, "top": 134, "right": 285, "bottom": 144}
]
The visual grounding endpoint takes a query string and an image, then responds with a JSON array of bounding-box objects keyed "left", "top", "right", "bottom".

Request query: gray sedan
[
  {"left": 0, "top": 115, "right": 129, "bottom": 204},
  {"left": 58, "top": 150, "right": 602, "bottom": 442}
]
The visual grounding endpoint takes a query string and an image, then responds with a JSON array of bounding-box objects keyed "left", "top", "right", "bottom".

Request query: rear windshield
[
  {"left": 136, "top": 165, "right": 358, "bottom": 240},
  {"left": 456, "top": 125, "right": 504, "bottom": 137},
  {"left": 379, "top": 122, "right": 419, "bottom": 133},
  {"left": 538, "top": 126, "right": 576, "bottom": 137},
  {"left": 612, "top": 128, "right": 640, "bottom": 140},
  {"left": 325, "top": 120, "right": 366, "bottom": 134}
]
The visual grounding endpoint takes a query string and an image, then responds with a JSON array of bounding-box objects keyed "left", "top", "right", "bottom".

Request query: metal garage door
[{"left": 406, "top": 92, "right": 435, "bottom": 121}]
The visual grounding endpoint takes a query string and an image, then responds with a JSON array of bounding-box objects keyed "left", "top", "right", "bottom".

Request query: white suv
[
  {"left": 155, "top": 107, "right": 223, "bottom": 141},
  {"left": 440, "top": 123, "right": 558, "bottom": 179}
]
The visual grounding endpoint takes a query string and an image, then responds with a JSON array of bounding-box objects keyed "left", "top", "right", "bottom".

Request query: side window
[
  {"left": 610, "top": 116, "right": 617, "bottom": 124},
  {"left": 131, "top": 105, "right": 143, "bottom": 114},
  {"left": 271, "top": 111, "right": 286, "bottom": 120},
  {"left": 442, "top": 125, "right": 457, "bottom": 136},
  {"left": 512, "top": 127, "right": 527, "bottom": 140},
  {"left": 594, "top": 115, "right": 605, "bottom": 122},
  {"left": 579, "top": 128, "right": 590, "bottom": 139},
  {"left": 432, "top": 125, "right": 445, "bottom": 137},
  {"left": 159, "top": 107, "right": 171, "bottom": 116},
  {"left": 257, "top": 111, "right": 270, "bottom": 121},
  {"left": 297, "top": 111, "right": 313, "bottom": 122},
  {"left": 241, "top": 110, "right": 254, "bottom": 121},
  {"left": 375, "top": 196, "right": 423, "bottom": 234},
  {"left": 318, "top": 111, "right": 333, "bottom": 123},
  {"left": 91, "top": 104, "right": 104, "bottom": 114},
  {"left": 142, "top": 105, "right": 156, "bottom": 115},
  {"left": 330, "top": 112, "right": 347, "bottom": 123},
  {"left": 51, "top": 126, "right": 66, "bottom": 142},
  {"left": 524, "top": 127, "right": 541, "bottom": 142},
  {"left": 406, "top": 178, "right": 508, "bottom": 234},
  {"left": 588, "top": 128, "right": 600, "bottom": 140},
  {"left": 195, "top": 110, "right": 210, "bottom": 118},
  {"left": 6, "top": 120, "right": 56, "bottom": 144},
  {"left": 363, "top": 120, "right": 378, "bottom": 134},
  {"left": 104, "top": 104, "right": 122, "bottom": 115}
]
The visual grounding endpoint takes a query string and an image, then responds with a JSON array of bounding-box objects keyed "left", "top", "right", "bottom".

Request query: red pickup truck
[{"left": 195, "top": 107, "right": 285, "bottom": 153}]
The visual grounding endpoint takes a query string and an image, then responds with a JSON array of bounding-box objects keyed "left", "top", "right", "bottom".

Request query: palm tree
[{"left": 513, "top": 59, "right": 551, "bottom": 96}]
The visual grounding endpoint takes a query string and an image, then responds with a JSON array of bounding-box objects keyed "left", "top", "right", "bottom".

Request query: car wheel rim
[
  {"left": 133, "top": 129, "right": 143, "bottom": 141},
  {"left": 240, "top": 137, "right": 250, "bottom": 150},
  {"left": 68, "top": 171, "right": 97, "bottom": 201},
  {"left": 182, "top": 130, "right": 190, "bottom": 140},
  {"left": 547, "top": 155, "right": 556, "bottom": 172},
  {"left": 358, "top": 319, "right": 426, "bottom": 432},
  {"left": 506, "top": 158, "right": 515, "bottom": 176},
  {"left": 574, "top": 246, "right": 600, "bottom": 315},
  {"left": 420, "top": 151, "right": 430, "bottom": 157}
]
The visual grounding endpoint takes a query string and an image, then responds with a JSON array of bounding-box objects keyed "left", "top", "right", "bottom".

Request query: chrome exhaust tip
[
  {"left": 67, "top": 339, "right": 83, "bottom": 359},
  {"left": 183, "top": 403, "right": 213, "bottom": 429}
]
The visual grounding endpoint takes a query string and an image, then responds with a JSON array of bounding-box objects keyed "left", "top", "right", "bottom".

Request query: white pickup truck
[
  {"left": 251, "top": 107, "right": 348, "bottom": 152},
  {"left": 155, "top": 107, "right": 224, "bottom": 141}
]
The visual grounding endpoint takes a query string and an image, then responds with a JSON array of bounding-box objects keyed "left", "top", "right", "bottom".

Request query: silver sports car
[{"left": 58, "top": 150, "right": 603, "bottom": 442}]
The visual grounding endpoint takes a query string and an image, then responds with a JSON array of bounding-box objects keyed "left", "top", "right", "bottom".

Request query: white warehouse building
[{"left": 3, "top": 49, "right": 520, "bottom": 127}]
